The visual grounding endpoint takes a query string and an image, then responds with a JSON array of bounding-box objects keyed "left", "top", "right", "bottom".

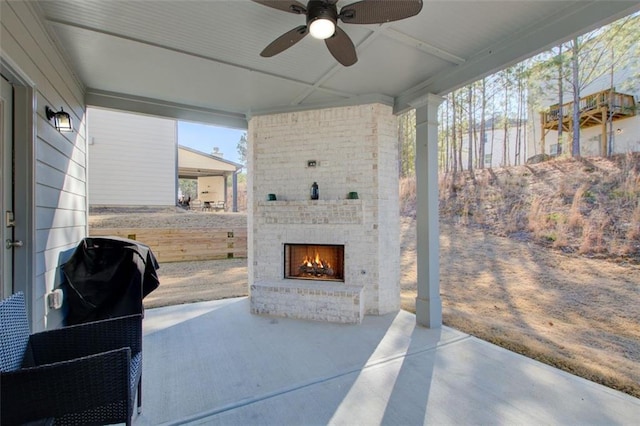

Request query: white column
[{"left": 411, "top": 94, "right": 444, "bottom": 328}]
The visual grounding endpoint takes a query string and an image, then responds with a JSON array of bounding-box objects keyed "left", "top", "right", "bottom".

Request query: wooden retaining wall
[{"left": 90, "top": 228, "right": 248, "bottom": 263}]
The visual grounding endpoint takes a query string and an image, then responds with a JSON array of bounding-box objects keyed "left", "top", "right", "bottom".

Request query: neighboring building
[
  {"left": 459, "top": 119, "right": 529, "bottom": 168},
  {"left": 457, "top": 70, "right": 638, "bottom": 169},
  {"left": 88, "top": 108, "right": 177, "bottom": 206},
  {"left": 474, "top": 93, "right": 638, "bottom": 166},
  {"left": 178, "top": 145, "right": 243, "bottom": 210},
  {"left": 88, "top": 108, "right": 243, "bottom": 209},
  {"left": 537, "top": 89, "right": 637, "bottom": 157},
  {"left": 529, "top": 68, "right": 639, "bottom": 158}
]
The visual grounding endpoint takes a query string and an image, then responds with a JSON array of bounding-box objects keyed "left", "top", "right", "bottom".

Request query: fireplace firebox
[{"left": 284, "top": 244, "right": 345, "bottom": 282}]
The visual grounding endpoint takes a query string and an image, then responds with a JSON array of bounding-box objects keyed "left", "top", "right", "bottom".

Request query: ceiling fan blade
[
  {"left": 325, "top": 26, "right": 357, "bottom": 66},
  {"left": 261, "top": 25, "right": 309, "bottom": 57},
  {"left": 251, "top": 0, "right": 307, "bottom": 15},
  {"left": 339, "top": 0, "right": 423, "bottom": 25}
]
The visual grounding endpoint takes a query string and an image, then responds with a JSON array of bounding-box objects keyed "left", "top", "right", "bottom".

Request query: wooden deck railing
[{"left": 541, "top": 89, "right": 636, "bottom": 131}]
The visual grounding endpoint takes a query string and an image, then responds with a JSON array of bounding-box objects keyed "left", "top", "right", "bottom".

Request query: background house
[
  {"left": 530, "top": 64, "right": 639, "bottom": 158},
  {"left": 178, "top": 145, "right": 243, "bottom": 210},
  {"left": 458, "top": 118, "right": 529, "bottom": 168},
  {"left": 88, "top": 108, "right": 242, "bottom": 209}
]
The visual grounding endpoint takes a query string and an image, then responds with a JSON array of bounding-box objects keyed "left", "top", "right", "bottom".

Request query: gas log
[{"left": 299, "top": 261, "right": 335, "bottom": 277}]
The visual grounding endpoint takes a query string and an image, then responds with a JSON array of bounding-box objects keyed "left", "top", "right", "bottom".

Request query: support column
[
  {"left": 601, "top": 107, "right": 608, "bottom": 156},
  {"left": 411, "top": 94, "right": 444, "bottom": 328},
  {"left": 232, "top": 171, "right": 239, "bottom": 212}
]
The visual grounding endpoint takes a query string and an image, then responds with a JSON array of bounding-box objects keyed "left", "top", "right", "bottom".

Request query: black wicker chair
[{"left": 0, "top": 292, "right": 142, "bottom": 426}]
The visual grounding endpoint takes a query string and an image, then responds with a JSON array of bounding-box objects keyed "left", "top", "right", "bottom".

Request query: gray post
[
  {"left": 411, "top": 94, "right": 444, "bottom": 328},
  {"left": 232, "top": 171, "right": 238, "bottom": 212}
]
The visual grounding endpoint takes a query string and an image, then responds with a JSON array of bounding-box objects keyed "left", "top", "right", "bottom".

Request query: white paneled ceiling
[{"left": 35, "top": 0, "right": 640, "bottom": 127}]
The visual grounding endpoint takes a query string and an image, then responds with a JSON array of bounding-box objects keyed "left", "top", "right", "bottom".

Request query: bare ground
[
  {"left": 402, "top": 217, "right": 640, "bottom": 399},
  {"left": 90, "top": 210, "right": 640, "bottom": 398}
]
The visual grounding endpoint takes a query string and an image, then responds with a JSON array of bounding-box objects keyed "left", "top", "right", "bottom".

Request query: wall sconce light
[{"left": 45, "top": 106, "right": 73, "bottom": 132}]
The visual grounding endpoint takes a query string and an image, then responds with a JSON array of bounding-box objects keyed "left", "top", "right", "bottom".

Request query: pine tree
[{"left": 237, "top": 132, "right": 247, "bottom": 164}]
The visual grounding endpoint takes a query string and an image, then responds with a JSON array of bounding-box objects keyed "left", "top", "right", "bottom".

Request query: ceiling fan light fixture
[
  {"left": 307, "top": 1, "right": 338, "bottom": 40},
  {"left": 253, "top": 0, "right": 423, "bottom": 66},
  {"left": 309, "top": 17, "right": 335, "bottom": 39}
]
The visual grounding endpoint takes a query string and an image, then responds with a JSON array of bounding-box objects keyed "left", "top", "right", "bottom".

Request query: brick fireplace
[{"left": 248, "top": 103, "right": 399, "bottom": 324}]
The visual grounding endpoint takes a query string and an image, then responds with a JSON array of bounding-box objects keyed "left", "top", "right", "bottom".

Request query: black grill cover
[{"left": 62, "top": 236, "right": 160, "bottom": 325}]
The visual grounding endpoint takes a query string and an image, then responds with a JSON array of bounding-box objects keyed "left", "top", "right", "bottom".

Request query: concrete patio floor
[{"left": 135, "top": 297, "right": 640, "bottom": 425}]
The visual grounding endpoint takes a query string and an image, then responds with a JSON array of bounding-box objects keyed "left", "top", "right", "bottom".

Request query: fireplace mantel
[
  {"left": 257, "top": 199, "right": 362, "bottom": 208},
  {"left": 256, "top": 199, "right": 363, "bottom": 225}
]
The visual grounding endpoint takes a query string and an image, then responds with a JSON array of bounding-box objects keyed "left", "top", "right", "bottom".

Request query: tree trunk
[
  {"left": 467, "top": 85, "right": 474, "bottom": 173},
  {"left": 458, "top": 105, "right": 464, "bottom": 172},
  {"left": 515, "top": 75, "right": 523, "bottom": 165},
  {"left": 557, "top": 44, "right": 564, "bottom": 150},
  {"left": 571, "top": 38, "right": 581, "bottom": 157},
  {"left": 503, "top": 81, "right": 509, "bottom": 167},
  {"left": 490, "top": 116, "right": 495, "bottom": 169},
  {"left": 479, "top": 78, "right": 486, "bottom": 169},
  {"left": 452, "top": 91, "right": 458, "bottom": 174},
  {"left": 607, "top": 48, "right": 615, "bottom": 156},
  {"left": 445, "top": 96, "right": 450, "bottom": 173}
]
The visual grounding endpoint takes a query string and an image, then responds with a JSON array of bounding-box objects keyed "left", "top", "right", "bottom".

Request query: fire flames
[{"left": 299, "top": 251, "right": 334, "bottom": 277}]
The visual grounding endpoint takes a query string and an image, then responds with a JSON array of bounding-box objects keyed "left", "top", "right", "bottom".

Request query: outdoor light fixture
[
  {"left": 307, "top": 2, "right": 337, "bottom": 40},
  {"left": 45, "top": 106, "right": 73, "bottom": 132},
  {"left": 616, "top": 128, "right": 623, "bottom": 134}
]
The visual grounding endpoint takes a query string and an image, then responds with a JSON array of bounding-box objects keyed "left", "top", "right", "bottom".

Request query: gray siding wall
[
  {"left": 1, "top": 2, "right": 87, "bottom": 330},
  {"left": 88, "top": 108, "right": 177, "bottom": 206}
]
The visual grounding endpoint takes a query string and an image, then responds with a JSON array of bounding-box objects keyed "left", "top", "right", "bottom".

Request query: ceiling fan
[{"left": 252, "top": 0, "right": 423, "bottom": 66}]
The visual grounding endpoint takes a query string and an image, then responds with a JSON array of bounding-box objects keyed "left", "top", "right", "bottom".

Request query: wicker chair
[{"left": 0, "top": 292, "right": 142, "bottom": 426}]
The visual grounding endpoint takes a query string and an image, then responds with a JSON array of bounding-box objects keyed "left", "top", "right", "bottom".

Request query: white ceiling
[{"left": 36, "top": 0, "right": 640, "bottom": 128}]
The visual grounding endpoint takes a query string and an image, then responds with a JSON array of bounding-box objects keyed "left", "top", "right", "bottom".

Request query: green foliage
[
  {"left": 179, "top": 178, "right": 197, "bottom": 199},
  {"left": 398, "top": 110, "right": 416, "bottom": 177},
  {"left": 237, "top": 132, "right": 247, "bottom": 165},
  {"left": 609, "top": 188, "right": 638, "bottom": 201},
  {"left": 582, "top": 190, "right": 596, "bottom": 203},
  {"left": 226, "top": 172, "right": 247, "bottom": 187},
  {"left": 547, "top": 212, "right": 566, "bottom": 223}
]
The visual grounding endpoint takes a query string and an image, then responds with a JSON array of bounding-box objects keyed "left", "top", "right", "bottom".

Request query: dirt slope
[{"left": 403, "top": 153, "right": 640, "bottom": 264}]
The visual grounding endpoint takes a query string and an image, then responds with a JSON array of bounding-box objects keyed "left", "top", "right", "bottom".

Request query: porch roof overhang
[
  {"left": 178, "top": 145, "right": 243, "bottom": 179},
  {"left": 35, "top": 1, "right": 640, "bottom": 127}
]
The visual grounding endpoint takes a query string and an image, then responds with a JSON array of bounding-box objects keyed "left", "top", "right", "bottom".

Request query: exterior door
[{"left": 1, "top": 75, "right": 15, "bottom": 298}]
